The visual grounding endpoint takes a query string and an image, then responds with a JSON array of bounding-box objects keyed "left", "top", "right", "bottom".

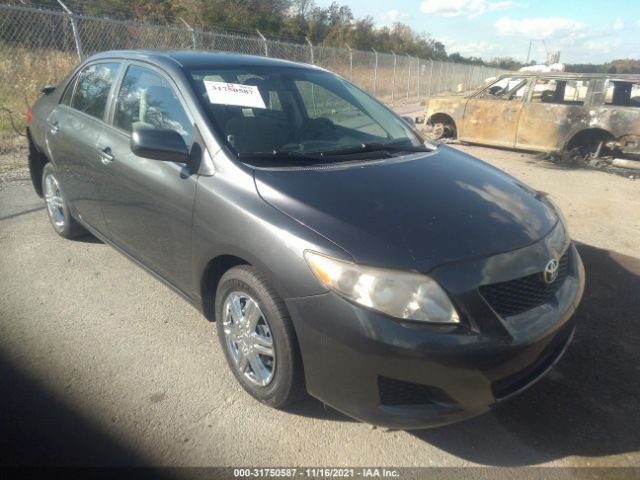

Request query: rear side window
[
  {"left": 70, "top": 63, "right": 120, "bottom": 120},
  {"left": 531, "top": 79, "right": 590, "bottom": 105},
  {"left": 114, "top": 65, "right": 192, "bottom": 144},
  {"left": 604, "top": 81, "right": 640, "bottom": 107}
]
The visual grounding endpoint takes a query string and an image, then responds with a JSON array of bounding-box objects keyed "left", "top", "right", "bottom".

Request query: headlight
[{"left": 304, "top": 251, "right": 459, "bottom": 323}]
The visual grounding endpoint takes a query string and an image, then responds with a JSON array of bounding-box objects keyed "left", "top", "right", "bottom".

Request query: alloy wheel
[
  {"left": 222, "top": 291, "right": 276, "bottom": 387},
  {"left": 44, "top": 172, "right": 65, "bottom": 232}
]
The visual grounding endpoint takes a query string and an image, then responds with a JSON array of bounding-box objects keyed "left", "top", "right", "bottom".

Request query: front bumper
[{"left": 286, "top": 241, "right": 585, "bottom": 429}]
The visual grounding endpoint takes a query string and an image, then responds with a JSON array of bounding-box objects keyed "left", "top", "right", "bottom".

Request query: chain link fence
[{"left": 0, "top": 3, "right": 507, "bottom": 141}]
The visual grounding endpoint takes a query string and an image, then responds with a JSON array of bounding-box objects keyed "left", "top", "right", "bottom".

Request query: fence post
[
  {"left": 391, "top": 51, "right": 397, "bottom": 103},
  {"left": 405, "top": 54, "right": 411, "bottom": 101},
  {"left": 427, "top": 60, "right": 433, "bottom": 97},
  {"left": 305, "top": 37, "right": 314, "bottom": 64},
  {"left": 256, "top": 29, "right": 268, "bottom": 56},
  {"left": 345, "top": 42, "right": 353, "bottom": 81},
  {"left": 57, "top": 0, "right": 83, "bottom": 60},
  {"left": 180, "top": 18, "right": 197, "bottom": 49},
  {"left": 371, "top": 48, "right": 378, "bottom": 96},
  {"left": 416, "top": 57, "right": 421, "bottom": 100}
]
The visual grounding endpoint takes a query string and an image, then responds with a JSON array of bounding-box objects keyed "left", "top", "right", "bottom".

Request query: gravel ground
[{"left": 0, "top": 140, "right": 639, "bottom": 471}]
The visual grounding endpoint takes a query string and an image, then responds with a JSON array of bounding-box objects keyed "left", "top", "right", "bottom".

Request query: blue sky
[{"left": 317, "top": 0, "right": 639, "bottom": 63}]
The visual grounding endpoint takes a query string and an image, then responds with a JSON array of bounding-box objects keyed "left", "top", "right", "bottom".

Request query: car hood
[{"left": 254, "top": 145, "right": 558, "bottom": 272}]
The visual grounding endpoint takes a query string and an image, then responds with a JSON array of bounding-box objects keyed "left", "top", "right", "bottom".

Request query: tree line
[{"left": 9, "top": 0, "right": 639, "bottom": 72}]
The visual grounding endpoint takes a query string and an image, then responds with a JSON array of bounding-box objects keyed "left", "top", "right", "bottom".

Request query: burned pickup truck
[{"left": 423, "top": 72, "right": 640, "bottom": 158}]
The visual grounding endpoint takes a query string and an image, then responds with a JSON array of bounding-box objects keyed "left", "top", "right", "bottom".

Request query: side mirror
[
  {"left": 131, "top": 128, "right": 189, "bottom": 163},
  {"left": 41, "top": 85, "right": 56, "bottom": 95},
  {"left": 401, "top": 115, "right": 416, "bottom": 128}
]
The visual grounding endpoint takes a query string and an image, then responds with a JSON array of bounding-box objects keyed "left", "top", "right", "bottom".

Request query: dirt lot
[{"left": 0, "top": 142, "right": 639, "bottom": 470}]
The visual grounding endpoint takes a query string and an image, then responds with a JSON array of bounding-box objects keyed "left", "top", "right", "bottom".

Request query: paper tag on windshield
[{"left": 203, "top": 81, "right": 266, "bottom": 109}]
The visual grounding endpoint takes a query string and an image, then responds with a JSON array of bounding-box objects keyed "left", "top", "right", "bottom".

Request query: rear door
[
  {"left": 516, "top": 77, "right": 592, "bottom": 151},
  {"left": 461, "top": 76, "right": 529, "bottom": 148},
  {"left": 45, "top": 62, "right": 122, "bottom": 231},
  {"left": 97, "top": 63, "right": 197, "bottom": 291}
]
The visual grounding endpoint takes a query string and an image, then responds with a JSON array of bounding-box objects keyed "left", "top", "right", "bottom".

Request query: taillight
[{"left": 26, "top": 109, "right": 31, "bottom": 127}]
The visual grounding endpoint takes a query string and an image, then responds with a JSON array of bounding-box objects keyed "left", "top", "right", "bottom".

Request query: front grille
[
  {"left": 377, "top": 376, "right": 453, "bottom": 406},
  {"left": 479, "top": 249, "right": 570, "bottom": 317}
]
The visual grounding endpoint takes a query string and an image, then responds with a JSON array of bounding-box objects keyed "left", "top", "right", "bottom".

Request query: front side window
[
  {"left": 70, "top": 63, "right": 120, "bottom": 120},
  {"left": 604, "top": 80, "right": 640, "bottom": 107},
  {"left": 531, "top": 78, "right": 590, "bottom": 105},
  {"left": 478, "top": 76, "right": 528, "bottom": 101},
  {"left": 114, "top": 66, "right": 192, "bottom": 144},
  {"left": 188, "top": 66, "right": 428, "bottom": 161}
]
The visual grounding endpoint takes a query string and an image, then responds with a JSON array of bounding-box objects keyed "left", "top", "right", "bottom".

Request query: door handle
[{"left": 98, "top": 146, "right": 114, "bottom": 164}]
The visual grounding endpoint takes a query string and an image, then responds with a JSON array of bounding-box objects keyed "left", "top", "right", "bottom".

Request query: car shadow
[
  {"left": 285, "top": 396, "right": 356, "bottom": 423},
  {"left": 411, "top": 242, "right": 640, "bottom": 465},
  {"left": 69, "top": 232, "right": 103, "bottom": 244},
  {"left": 0, "top": 350, "right": 170, "bottom": 472}
]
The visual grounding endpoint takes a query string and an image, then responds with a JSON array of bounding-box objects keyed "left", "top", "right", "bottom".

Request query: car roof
[
  {"left": 88, "top": 49, "right": 320, "bottom": 71},
  {"left": 499, "top": 71, "right": 640, "bottom": 81}
]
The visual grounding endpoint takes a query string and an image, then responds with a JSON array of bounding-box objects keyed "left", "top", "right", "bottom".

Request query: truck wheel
[
  {"left": 42, "top": 163, "right": 86, "bottom": 239},
  {"left": 215, "top": 265, "right": 305, "bottom": 408}
]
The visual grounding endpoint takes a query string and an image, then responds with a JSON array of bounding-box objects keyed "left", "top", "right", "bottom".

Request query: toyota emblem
[{"left": 543, "top": 258, "right": 560, "bottom": 284}]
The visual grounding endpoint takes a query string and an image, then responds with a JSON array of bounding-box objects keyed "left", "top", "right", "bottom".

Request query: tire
[
  {"left": 428, "top": 120, "right": 456, "bottom": 141},
  {"left": 41, "top": 162, "right": 86, "bottom": 239},
  {"left": 215, "top": 265, "right": 305, "bottom": 408}
]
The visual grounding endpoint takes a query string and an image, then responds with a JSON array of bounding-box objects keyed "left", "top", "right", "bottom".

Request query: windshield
[{"left": 188, "top": 66, "right": 434, "bottom": 163}]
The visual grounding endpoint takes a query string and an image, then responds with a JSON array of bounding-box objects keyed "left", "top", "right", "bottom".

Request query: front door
[
  {"left": 97, "top": 64, "right": 197, "bottom": 292},
  {"left": 461, "top": 76, "right": 529, "bottom": 148}
]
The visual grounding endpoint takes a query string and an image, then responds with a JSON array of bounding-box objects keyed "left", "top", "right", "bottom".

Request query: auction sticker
[{"left": 204, "top": 80, "right": 266, "bottom": 109}]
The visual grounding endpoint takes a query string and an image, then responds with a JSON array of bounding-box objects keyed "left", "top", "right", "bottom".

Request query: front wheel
[
  {"left": 215, "top": 266, "right": 305, "bottom": 408},
  {"left": 41, "top": 163, "right": 86, "bottom": 239}
]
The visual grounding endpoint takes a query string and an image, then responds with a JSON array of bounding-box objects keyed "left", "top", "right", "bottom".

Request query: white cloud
[
  {"left": 493, "top": 16, "right": 629, "bottom": 62},
  {"left": 420, "top": 0, "right": 519, "bottom": 18},
  {"left": 437, "top": 37, "right": 497, "bottom": 57},
  {"left": 495, "top": 16, "right": 586, "bottom": 38},
  {"left": 613, "top": 18, "right": 624, "bottom": 30},
  {"left": 452, "top": 41, "right": 498, "bottom": 57},
  {"left": 382, "top": 9, "right": 409, "bottom": 23}
]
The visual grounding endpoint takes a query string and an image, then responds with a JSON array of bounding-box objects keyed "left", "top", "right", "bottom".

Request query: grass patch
[{"left": 0, "top": 47, "right": 77, "bottom": 152}]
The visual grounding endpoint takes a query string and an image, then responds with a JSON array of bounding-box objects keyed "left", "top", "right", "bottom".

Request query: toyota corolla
[{"left": 27, "top": 50, "right": 585, "bottom": 429}]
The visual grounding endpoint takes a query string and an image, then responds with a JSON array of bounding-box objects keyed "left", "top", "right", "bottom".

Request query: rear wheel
[
  {"left": 427, "top": 117, "right": 456, "bottom": 141},
  {"left": 215, "top": 266, "right": 305, "bottom": 408},
  {"left": 42, "top": 163, "right": 86, "bottom": 239}
]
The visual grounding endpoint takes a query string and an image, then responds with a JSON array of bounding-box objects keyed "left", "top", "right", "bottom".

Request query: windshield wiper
[
  {"left": 237, "top": 150, "right": 328, "bottom": 163},
  {"left": 237, "top": 142, "right": 432, "bottom": 164},
  {"left": 317, "top": 142, "right": 432, "bottom": 156}
]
